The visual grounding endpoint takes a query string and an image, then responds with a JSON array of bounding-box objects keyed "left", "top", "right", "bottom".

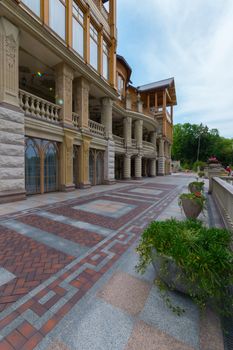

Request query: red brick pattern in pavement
[
  {"left": 0, "top": 184, "right": 179, "bottom": 349},
  {"left": 0, "top": 227, "right": 74, "bottom": 312},
  {"left": 17, "top": 215, "right": 104, "bottom": 247},
  {"left": 48, "top": 195, "right": 151, "bottom": 230}
]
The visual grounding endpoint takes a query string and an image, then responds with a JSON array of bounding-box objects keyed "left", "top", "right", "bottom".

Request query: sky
[{"left": 117, "top": 0, "right": 233, "bottom": 138}]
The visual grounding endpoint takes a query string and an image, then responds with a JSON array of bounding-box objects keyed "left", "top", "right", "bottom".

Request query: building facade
[{"left": 0, "top": 0, "right": 177, "bottom": 203}]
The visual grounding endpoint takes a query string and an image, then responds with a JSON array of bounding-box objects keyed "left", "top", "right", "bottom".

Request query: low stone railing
[
  {"left": 72, "top": 112, "right": 80, "bottom": 129},
  {"left": 143, "top": 140, "right": 155, "bottom": 150},
  {"left": 132, "top": 139, "right": 137, "bottom": 148},
  {"left": 113, "top": 135, "right": 124, "bottom": 147},
  {"left": 19, "top": 89, "right": 61, "bottom": 123},
  {"left": 88, "top": 120, "right": 105, "bottom": 136},
  {"left": 212, "top": 177, "right": 233, "bottom": 232}
]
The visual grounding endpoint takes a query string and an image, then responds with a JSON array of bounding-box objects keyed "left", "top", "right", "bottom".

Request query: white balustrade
[
  {"left": 143, "top": 140, "right": 155, "bottom": 151},
  {"left": 132, "top": 139, "right": 137, "bottom": 148},
  {"left": 72, "top": 112, "right": 80, "bottom": 129},
  {"left": 113, "top": 135, "right": 124, "bottom": 147},
  {"left": 19, "top": 89, "right": 61, "bottom": 123},
  {"left": 88, "top": 120, "right": 105, "bottom": 136}
]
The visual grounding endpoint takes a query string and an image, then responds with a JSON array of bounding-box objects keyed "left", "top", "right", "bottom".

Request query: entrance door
[
  {"left": 115, "top": 154, "right": 124, "bottom": 180},
  {"left": 89, "top": 149, "right": 104, "bottom": 186},
  {"left": 25, "top": 138, "right": 40, "bottom": 194},
  {"left": 44, "top": 142, "right": 59, "bottom": 193}
]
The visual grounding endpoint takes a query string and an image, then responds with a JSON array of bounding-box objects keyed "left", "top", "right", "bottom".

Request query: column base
[
  {"left": 0, "top": 190, "right": 26, "bottom": 204},
  {"left": 104, "top": 179, "right": 117, "bottom": 185},
  {"left": 60, "top": 184, "right": 76, "bottom": 192},
  {"left": 79, "top": 182, "right": 91, "bottom": 189},
  {"left": 123, "top": 177, "right": 131, "bottom": 180},
  {"left": 134, "top": 177, "right": 142, "bottom": 180}
]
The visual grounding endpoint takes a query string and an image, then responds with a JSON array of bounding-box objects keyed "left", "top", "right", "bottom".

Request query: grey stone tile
[
  {"left": 37, "top": 211, "right": 114, "bottom": 236},
  {"left": 0, "top": 268, "right": 16, "bottom": 286},
  {"left": 139, "top": 286, "right": 200, "bottom": 349},
  {"left": 53, "top": 299, "right": 134, "bottom": 350},
  {"left": 1, "top": 219, "right": 88, "bottom": 257},
  {"left": 39, "top": 291, "right": 56, "bottom": 305}
]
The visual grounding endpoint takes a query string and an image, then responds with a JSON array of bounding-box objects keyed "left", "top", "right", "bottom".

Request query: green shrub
[
  {"left": 188, "top": 181, "right": 205, "bottom": 192},
  {"left": 136, "top": 219, "right": 233, "bottom": 315},
  {"left": 198, "top": 171, "right": 205, "bottom": 178},
  {"left": 192, "top": 161, "right": 207, "bottom": 172}
]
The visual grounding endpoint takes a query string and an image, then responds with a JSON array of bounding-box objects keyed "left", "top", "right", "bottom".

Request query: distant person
[{"left": 226, "top": 165, "right": 231, "bottom": 176}]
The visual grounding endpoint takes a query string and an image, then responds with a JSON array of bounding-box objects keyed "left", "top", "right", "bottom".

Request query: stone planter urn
[
  {"left": 188, "top": 184, "right": 201, "bottom": 193},
  {"left": 151, "top": 250, "right": 194, "bottom": 294},
  {"left": 180, "top": 198, "right": 202, "bottom": 219}
]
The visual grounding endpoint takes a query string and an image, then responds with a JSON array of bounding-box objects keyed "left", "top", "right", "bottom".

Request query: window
[
  {"left": 49, "top": 0, "right": 66, "bottom": 40},
  {"left": 90, "top": 23, "right": 98, "bottom": 70},
  {"left": 103, "top": 40, "right": 109, "bottom": 80},
  {"left": 118, "top": 74, "right": 124, "bottom": 96},
  {"left": 72, "top": 2, "right": 84, "bottom": 57},
  {"left": 22, "top": 0, "right": 40, "bottom": 16}
]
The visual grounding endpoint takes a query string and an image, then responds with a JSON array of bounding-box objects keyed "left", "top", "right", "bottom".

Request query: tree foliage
[{"left": 172, "top": 123, "right": 233, "bottom": 167}]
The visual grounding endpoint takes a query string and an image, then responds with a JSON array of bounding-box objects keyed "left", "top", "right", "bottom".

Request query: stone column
[
  {"left": 101, "top": 97, "right": 113, "bottom": 139},
  {"left": 59, "top": 130, "right": 75, "bottom": 191},
  {"left": 158, "top": 138, "right": 165, "bottom": 176},
  {"left": 123, "top": 117, "right": 132, "bottom": 148},
  {"left": 135, "top": 120, "right": 143, "bottom": 149},
  {"left": 101, "top": 97, "right": 115, "bottom": 184},
  {"left": 0, "top": 18, "right": 25, "bottom": 203},
  {"left": 124, "top": 154, "right": 131, "bottom": 179},
  {"left": 79, "top": 134, "right": 92, "bottom": 188},
  {"left": 135, "top": 155, "right": 142, "bottom": 179},
  {"left": 137, "top": 94, "right": 143, "bottom": 113},
  {"left": 55, "top": 62, "right": 74, "bottom": 126},
  {"left": 73, "top": 77, "right": 90, "bottom": 130},
  {"left": 150, "top": 159, "right": 156, "bottom": 177},
  {"left": 126, "top": 89, "right": 132, "bottom": 109}
]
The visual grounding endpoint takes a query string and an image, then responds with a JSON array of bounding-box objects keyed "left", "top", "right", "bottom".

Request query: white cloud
[{"left": 117, "top": 0, "right": 233, "bottom": 138}]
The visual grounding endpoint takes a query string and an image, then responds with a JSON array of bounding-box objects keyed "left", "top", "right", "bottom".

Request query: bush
[
  {"left": 136, "top": 219, "right": 233, "bottom": 315},
  {"left": 188, "top": 181, "right": 205, "bottom": 193},
  {"left": 198, "top": 171, "right": 205, "bottom": 178},
  {"left": 192, "top": 161, "right": 207, "bottom": 172}
]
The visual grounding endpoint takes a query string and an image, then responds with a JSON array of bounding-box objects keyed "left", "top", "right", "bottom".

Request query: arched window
[
  {"left": 25, "top": 138, "right": 41, "bottom": 194},
  {"left": 44, "top": 142, "right": 59, "bottom": 192}
]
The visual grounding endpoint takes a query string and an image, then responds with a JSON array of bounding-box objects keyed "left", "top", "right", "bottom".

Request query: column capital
[
  {"left": 101, "top": 97, "right": 113, "bottom": 107},
  {"left": 0, "top": 17, "right": 20, "bottom": 106}
]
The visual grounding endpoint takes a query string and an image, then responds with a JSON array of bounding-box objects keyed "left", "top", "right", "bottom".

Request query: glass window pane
[
  {"left": 22, "top": 0, "right": 40, "bottom": 16},
  {"left": 103, "top": 53, "right": 109, "bottom": 79},
  {"left": 49, "top": 0, "right": 66, "bottom": 40},
  {"left": 72, "top": 18, "right": 84, "bottom": 57},
  {"left": 90, "top": 38, "right": 98, "bottom": 70}
]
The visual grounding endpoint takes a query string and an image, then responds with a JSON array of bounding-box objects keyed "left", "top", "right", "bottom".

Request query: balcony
[
  {"left": 72, "top": 112, "right": 80, "bottom": 129},
  {"left": 113, "top": 135, "right": 125, "bottom": 147},
  {"left": 88, "top": 120, "right": 105, "bottom": 137},
  {"left": 19, "top": 90, "right": 61, "bottom": 124},
  {"left": 143, "top": 140, "right": 155, "bottom": 151}
]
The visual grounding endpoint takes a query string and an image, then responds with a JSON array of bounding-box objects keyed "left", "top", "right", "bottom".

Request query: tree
[{"left": 172, "top": 123, "right": 233, "bottom": 167}]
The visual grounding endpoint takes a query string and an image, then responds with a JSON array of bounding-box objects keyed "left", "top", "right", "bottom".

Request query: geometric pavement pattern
[{"left": 0, "top": 182, "right": 185, "bottom": 349}]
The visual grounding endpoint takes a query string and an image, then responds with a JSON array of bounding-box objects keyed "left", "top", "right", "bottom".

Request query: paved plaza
[{"left": 0, "top": 175, "right": 224, "bottom": 350}]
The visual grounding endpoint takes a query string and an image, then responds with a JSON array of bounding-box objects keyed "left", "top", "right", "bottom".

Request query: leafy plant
[
  {"left": 179, "top": 192, "right": 206, "bottom": 210},
  {"left": 136, "top": 219, "right": 233, "bottom": 315},
  {"left": 198, "top": 171, "right": 205, "bottom": 178},
  {"left": 188, "top": 181, "right": 205, "bottom": 193}
]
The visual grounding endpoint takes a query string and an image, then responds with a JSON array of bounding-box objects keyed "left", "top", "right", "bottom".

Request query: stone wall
[
  {"left": 0, "top": 106, "right": 25, "bottom": 202},
  {"left": 212, "top": 177, "right": 233, "bottom": 233}
]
